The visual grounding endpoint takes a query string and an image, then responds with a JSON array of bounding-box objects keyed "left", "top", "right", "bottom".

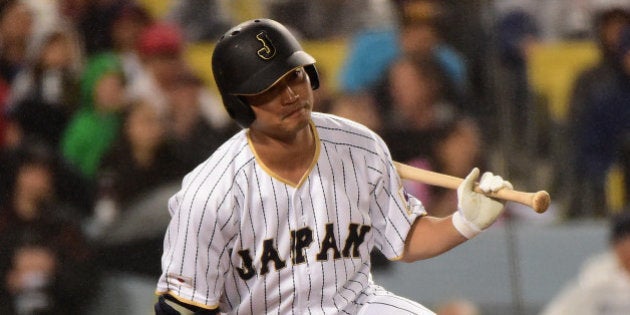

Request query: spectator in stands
[
  {"left": 60, "top": 52, "right": 128, "bottom": 179},
  {"left": 65, "top": 0, "right": 129, "bottom": 55},
  {"left": 91, "top": 99, "right": 184, "bottom": 278},
  {"left": 494, "top": 0, "right": 630, "bottom": 42},
  {"left": 57, "top": 0, "right": 90, "bottom": 23},
  {"left": 380, "top": 55, "right": 482, "bottom": 217},
  {"left": 6, "top": 24, "right": 83, "bottom": 148},
  {"left": 265, "top": 0, "right": 397, "bottom": 40},
  {"left": 328, "top": 92, "right": 383, "bottom": 133},
  {"left": 0, "top": 0, "right": 34, "bottom": 84},
  {"left": 165, "top": 0, "right": 233, "bottom": 42},
  {"left": 127, "top": 22, "right": 186, "bottom": 111},
  {"left": 166, "top": 70, "right": 239, "bottom": 172},
  {"left": 84, "top": 98, "right": 187, "bottom": 313},
  {"left": 0, "top": 1, "right": 30, "bottom": 148},
  {"left": 541, "top": 210, "right": 630, "bottom": 314},
  {"left": 435, "top": 298, "right": 480, "bottom": 315},
  {"left": 338, "top": 0, "right": 468, "bottom": 101},
  {"left": 129, "top": 22, "right": 233, "bottom": 131},
  {"left": 108, "top": 3, "right": 153, "bottom": 87},
  {"left": 1, "top": 138, "right": 95, "bottom": 222},
  {"left": 565, "top": 9, "right": 630, "bottom": 218},
  {"left": 396, "top": 0, "right": 468, "bottom": 95},
  {"left": 621, "top": 137, "right": 630, "bottom": 219},
  {"left": 0, "top": 141, "right": 97, "bottom": 314},
  {"left": 0, "top": 78, "right": 10, "bottom": 147},
  {"left": 98, "top": 100, "right": 184, "bottom": 210},
  {"left": 494, "top": 6, "right": 540, "bottom": 148}
]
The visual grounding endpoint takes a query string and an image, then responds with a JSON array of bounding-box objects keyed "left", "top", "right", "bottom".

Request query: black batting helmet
[{"left": 212, "top": 18, "right": 320, "bottom": 127}]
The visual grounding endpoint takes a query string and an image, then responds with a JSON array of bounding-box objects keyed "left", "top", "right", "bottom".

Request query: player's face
[
  {"left": 615, "top": 236, "right": 630, "bottom": 274},
  {"left": 245, "top": 67, "right": 314, "bottom": 139}
]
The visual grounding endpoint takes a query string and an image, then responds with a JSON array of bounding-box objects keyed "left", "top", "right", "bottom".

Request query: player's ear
[{"left": 221, "top": 93, "right": 255, "bottom": 128}]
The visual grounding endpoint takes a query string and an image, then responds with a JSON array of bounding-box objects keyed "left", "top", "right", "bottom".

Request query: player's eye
[{"left": 287, "top": 68, "right": 304, "bottom": 83}]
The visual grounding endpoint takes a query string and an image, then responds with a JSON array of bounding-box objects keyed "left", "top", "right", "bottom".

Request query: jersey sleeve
[
  {"left": 368, "top": 133, "right": 426, "bottom": 260},
  {"left": 156, "top": 166, "right": 237, "bottom": 310}
]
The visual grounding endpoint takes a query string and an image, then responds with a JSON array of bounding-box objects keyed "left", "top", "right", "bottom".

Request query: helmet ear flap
[
  {"left": 305, "top": 64, "right": 319, "bottom": 90},
  {"left": 223, "top": 94, "right": 256, "bottom": 127}
]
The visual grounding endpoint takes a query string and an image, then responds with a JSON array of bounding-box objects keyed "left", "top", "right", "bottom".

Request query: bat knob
[{"left": 532, "top": 191, "right": 551, "bottom": 213}]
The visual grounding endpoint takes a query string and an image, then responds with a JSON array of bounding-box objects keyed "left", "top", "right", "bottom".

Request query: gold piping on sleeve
[{"left": 154, "top": 290, "right": 219, "bottom": 310}]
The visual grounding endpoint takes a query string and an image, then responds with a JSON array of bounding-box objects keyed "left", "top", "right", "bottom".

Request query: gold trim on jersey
[
  {"left": 154, "top": 290, "right": 219, "bottom": 310},
  {"left": 247, "top": 119, "right": 321, "bottom": 188}
]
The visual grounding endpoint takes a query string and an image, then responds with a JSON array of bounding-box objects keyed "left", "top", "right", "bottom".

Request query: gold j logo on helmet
[{"left": 256, "top": 31, "right": 276, "bottom": 60}]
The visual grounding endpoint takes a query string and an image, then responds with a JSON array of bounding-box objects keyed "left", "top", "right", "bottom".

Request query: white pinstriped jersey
[{"left": 156, "top": 112, "right": 427, "bottom": 314}]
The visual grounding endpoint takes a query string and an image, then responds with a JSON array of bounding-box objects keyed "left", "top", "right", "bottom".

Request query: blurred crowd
[{"left": 0, "top": 0, "right": 630, "bottom": 314}]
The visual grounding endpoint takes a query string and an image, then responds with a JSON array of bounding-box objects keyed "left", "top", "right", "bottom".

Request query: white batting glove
[{"left": 452, "top": 168, "right": 513, "bottom": 239}]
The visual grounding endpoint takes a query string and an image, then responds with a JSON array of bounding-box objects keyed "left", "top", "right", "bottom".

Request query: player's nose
[{"left": 280, "top": 83, "right": 299, "bottom": 105}]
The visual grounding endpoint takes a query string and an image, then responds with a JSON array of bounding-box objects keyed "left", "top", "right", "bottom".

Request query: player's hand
[{"left": 452, "top": 168, "right": 513, "bottom": 239}]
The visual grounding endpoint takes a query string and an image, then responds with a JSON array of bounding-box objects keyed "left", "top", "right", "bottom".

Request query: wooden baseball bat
[{"left": 394, "top": 161, "right": 550, "bottom": 213}]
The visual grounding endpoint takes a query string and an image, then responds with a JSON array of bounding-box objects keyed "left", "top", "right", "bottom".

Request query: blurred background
[{"left": 1, "top": 0, "right": 630, "bottom": 314}]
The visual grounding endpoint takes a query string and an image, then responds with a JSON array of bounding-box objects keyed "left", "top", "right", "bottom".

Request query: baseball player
[{"left": 154, "top": 18, "right": 512, "bottom": 315}]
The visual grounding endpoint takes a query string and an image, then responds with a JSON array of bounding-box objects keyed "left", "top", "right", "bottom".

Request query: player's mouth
[{"left": 282, "top": 105, "right": 309, "bottom": 119}]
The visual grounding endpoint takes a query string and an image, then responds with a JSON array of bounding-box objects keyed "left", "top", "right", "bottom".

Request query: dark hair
[
  {"left": 15, "top": 139, "right": 57, "bottom": 171},
  {"left": 619, "top": 25, "right": 630, "bottom": 56},
  {"left": 172, "top": 70, "right": 204, "bottom": 88},
  {"left": 594, "top": 7, "right": 630, "bottom": 31},
  {"left": 0, "top": 0, "right": 19, "bottom": 20},
  {"left": 610, "top": 211, "right": 630, "bottom": 244}
]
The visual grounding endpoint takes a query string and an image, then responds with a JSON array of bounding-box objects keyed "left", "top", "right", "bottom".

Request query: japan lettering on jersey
[{"left": 156, "top": 112, "right": 426, "bottom": 314}]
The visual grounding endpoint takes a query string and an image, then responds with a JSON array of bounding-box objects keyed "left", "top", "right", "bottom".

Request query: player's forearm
[{"left": 400, "top": 215, "right": 467, "bottom": 262}]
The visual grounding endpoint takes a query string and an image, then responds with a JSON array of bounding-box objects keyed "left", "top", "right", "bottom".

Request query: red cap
[{"left": 137, "top": 22, "right": 183, "bottom": 56}]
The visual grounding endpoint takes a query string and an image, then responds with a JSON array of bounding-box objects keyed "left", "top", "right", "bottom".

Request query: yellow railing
[{"left": 527, "top": 41, "right": 600, "bottom": 122}]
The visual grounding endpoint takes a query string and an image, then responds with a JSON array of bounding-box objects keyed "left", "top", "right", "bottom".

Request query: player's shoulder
[
  {"left": 312, "top": 112, "right": 391, "bottom": 159},
  {"left": 577, "top": 251, "right": 619, "bottom": 287},
  {"left": 182, "top": 129, "right": 252, "bottom": 185},
  {"left": 311, "top": 112, "right": 378, "bottom": 140}
]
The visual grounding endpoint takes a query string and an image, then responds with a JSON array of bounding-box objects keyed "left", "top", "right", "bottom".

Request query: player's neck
[
  {"left": 250, "top": 120, "right": 313, "bottom": 150},
  {"left": 249, "top": 125, "right": 316, "bottom": 185}
]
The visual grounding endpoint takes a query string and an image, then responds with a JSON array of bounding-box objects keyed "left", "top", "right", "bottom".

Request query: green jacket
[{"left": 60, "top": 53, "right": 125, "bottom": 178}]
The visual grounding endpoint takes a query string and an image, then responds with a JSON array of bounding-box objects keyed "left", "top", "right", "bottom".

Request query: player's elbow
[
  {"left": 401, "top": 237, "right": 440, "bottom": 262},
  {"left": 399, "top": 253, "right": 420, "bottom": 263},
  {"left": 399, "top": 248, "right": 437, "bottom": 262},
  {"left": 401, "top": 216, "right": 467, "bottom": 262}
]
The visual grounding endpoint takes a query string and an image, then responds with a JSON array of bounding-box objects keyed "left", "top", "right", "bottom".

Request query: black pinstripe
[
  {"left": 282, "top": 184, "right": 297, "bottom": 315},
  {"left": 298, "top": 190, "right": 314, "bottom": 314},
  {"left": 269, "top": 179, "right": 282, "bottom": 314},
  {"left": 322, "top": 143, "right": 344, "bottom": 313},
  {"left": 305, "top": 176, "right": 318, "bottom": 313},
  {"left": 313, "top": 164, "right": 328, "bottom": 311},
  {"left": 252, "top": 166, "right": 269, "bottom": 313}
]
